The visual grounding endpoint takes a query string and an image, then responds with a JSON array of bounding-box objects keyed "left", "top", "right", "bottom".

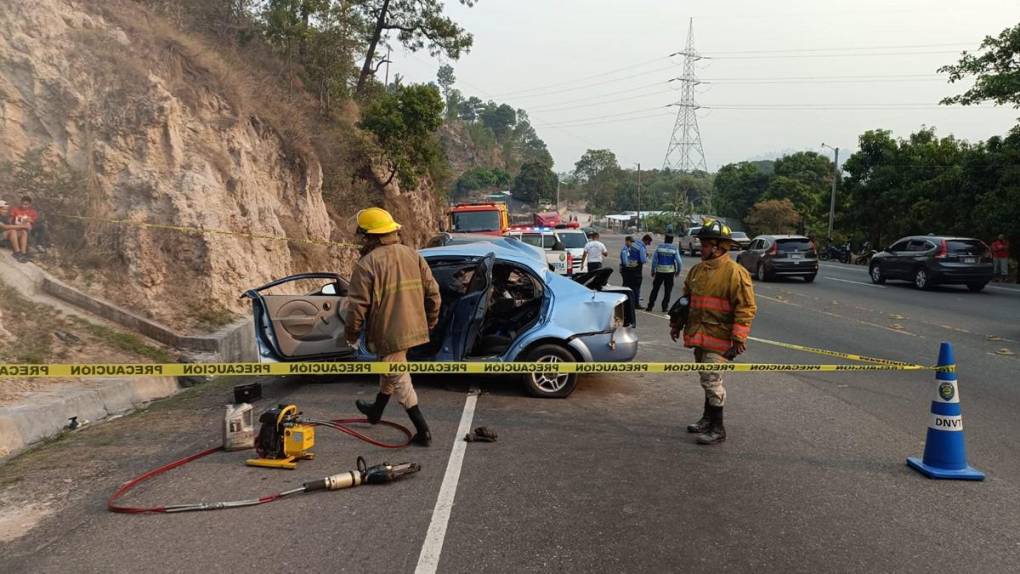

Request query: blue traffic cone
[{"left": 906, "top": 342, "right": 984, "bottom": 480}]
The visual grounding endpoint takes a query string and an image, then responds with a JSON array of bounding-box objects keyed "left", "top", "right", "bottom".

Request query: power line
[
  {"left": 488, "top": 55, "right": 671, "bottom": 98},
  {"left": 501, "top": 64, "right": 678, "bottom": 101},
  {"left": 705, "top": 42, "right": 973, "bottom": 55},
  {"left": 529, "top": 86, "right": 678, "bottom": 113},
  {"left": 707, "top": 49, "right": 962, "bottom": 60}
]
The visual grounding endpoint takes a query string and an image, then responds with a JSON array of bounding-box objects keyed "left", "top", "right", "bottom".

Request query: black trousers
[
  {"left": 621, "top": 267, "right": 643, "bottom": 313},
  {"left": 647, "top": 272, "right": 675, "bottom": 311},
  {"left": 587, "top": 261, "right": 602, "bottom": 271}
]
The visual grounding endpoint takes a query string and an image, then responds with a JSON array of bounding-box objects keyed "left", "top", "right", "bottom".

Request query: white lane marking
[
  {"left": 415, "top": 390, "right": 479, "bottom": 574},
  {"left": 823, "top": 276, "right": 886, "bottom": 289}
]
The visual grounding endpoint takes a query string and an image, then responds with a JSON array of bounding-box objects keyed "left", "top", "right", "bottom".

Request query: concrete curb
[{"left": 0, "top": 376, "right": 179, "bottom": 461}]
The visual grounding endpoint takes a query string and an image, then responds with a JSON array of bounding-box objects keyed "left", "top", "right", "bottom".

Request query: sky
[{"left": 387, "top": 0, "right": 1020, "bottom": 173}]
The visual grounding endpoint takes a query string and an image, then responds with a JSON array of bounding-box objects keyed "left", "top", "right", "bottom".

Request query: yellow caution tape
[
  {"left": 0, "top": 361, "right": 953, "bottom": 379},
  {"left": 747, "top": 336, "right": 922, "bottom": 367},
  {"left": 55, "top": 214, "right": 359, "bottom": 250}
]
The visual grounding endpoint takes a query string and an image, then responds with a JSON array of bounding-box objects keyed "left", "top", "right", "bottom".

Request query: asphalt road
[{"left": 2, "top": 233, "right": 1019, "bottom": 573}]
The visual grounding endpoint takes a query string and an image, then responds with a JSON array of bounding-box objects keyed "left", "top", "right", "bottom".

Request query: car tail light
[
  {"left": 769, "top": 242, "right": 778, "bottom": 256},
  {"left": 934, "top": 239, "right": 949, "bottom": 259}
]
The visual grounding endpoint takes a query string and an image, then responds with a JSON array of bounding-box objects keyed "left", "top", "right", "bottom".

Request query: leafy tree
[
  {"left": 574, "top": 149, "right": 620, "bottom": 211},
  {"left": 479, "top": 102, "right": 516, "bottom": 141},
  {"left": 506, "top": 111, "right": 552, "bottom": 170},
  {"left": 437, "top": 64, "right": 456, "bottom": 102},
  {"left": 445, "top": 88, "right": 464, "bottom": 119},
  {"left": 939, "top": 23, "right": 1020, "bottom": 108},
  {"left": 358, "top": 83, "right": 445, "bottom": 188},
  {"left": 458, "top": 96, "right": 483, "bottom": 121},
  {"left": 454, "top": 167, "right": 511, "bottom": 197},
  {"left": 745, "top": 199, "right": 801, "bottom": 235},
  {"left": 355, "top": 0, "right": 475, "bottom": 94},
  {"left": 512, "top": 161, "right": 557, "bottom": 206},
  {"left": 713, "top": 161, "right": 771, "bottom": 220}
]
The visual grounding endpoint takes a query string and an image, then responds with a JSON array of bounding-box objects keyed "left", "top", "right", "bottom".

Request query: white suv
[
  {"left": 505, "top": 227, "right": 574, "bottom": 275},
  {"left": 554, "top": 229, "right": 589, "bottom": 274}
]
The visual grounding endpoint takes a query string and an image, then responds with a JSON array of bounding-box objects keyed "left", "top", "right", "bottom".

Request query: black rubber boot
[
  {"left": 356, "top": 392, "right": 390, "bottom": 424},
  {"left": 406, "top": 405, "right": 432, "bottom": 447},
  {"left": 696, "top": 405, "right": 726, "bottom": 445},
  {"left": 686, "top": 399, "right": 711, "bottom": 433}
]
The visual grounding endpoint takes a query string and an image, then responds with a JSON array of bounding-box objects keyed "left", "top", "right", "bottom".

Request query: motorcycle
[
  {"left": 850, "top": 241, "right": 876, "bottom": 265},
  {"left": 819, "top": 243, "right": 851, "bottom": 263}
]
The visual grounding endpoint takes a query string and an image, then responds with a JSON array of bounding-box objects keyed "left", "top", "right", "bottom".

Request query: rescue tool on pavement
[{"left": 107, "top": 403, "right": 420, "bottom": 514}]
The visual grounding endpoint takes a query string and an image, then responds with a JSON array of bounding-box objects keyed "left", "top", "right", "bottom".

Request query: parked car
[
  {"left": 737, "top": 235, "right": 819, "bottom": 282},
  {"left": 678, "top": 226, "right": 702, "bottom": 256},
  {"left": 242, "top": 241, "right": 638, "bottom": 398},
  {"left": 868, "top": 236, "right": 993, "bottom": 292},
  {"left": 730, "top": 231, "right": 751, "bottom": 250},
  {"left": 505, "top": 226, "right": 574, "bottom": 275}
]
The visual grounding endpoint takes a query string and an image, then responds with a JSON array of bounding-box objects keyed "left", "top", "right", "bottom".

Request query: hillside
[{"left": 0, "top": 0, "right": 444, "bottom": 331}]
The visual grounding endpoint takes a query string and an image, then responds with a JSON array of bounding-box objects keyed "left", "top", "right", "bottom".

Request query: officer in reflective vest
[
  {"left": 619, "top": 235, "right": 646, "bottom": 322},
  {"left": 646, "top": 234, "right": 683, "bottom": 312}
]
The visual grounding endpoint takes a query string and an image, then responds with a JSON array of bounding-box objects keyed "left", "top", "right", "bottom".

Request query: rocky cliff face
[{"left": 0, "top": 0, "right": 442, "bottom": 331}]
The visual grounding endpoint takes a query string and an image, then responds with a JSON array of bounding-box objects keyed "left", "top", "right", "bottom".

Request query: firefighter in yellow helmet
[
  {"left": 345, "top": 207, "right": 442, "bottom": 446},
  {"left": 669, "top": 219, "right": 756, "bottom": 445}
]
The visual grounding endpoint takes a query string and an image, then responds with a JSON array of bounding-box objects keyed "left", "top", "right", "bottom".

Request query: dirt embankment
[{"left": 0, "top": 0, "right": 443, "bottom": 333}]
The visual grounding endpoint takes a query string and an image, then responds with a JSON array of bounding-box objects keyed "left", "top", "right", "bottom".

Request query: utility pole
[
  {"left": 556, "top": 177, "right": 561, "bottom": 212},
  {"left": 821, "top": 143, "right": 840, "bottom": 240},
  {"left": 635, "top": 163, "right": 642, "bottom": 231},
  {"left": 663, "top": 18, "right": 707, "bottom": 173}
]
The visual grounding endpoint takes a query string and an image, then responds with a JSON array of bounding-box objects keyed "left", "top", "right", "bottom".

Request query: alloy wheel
[{"left": 531, "top": 355, "right": 570, "bottom": 393}]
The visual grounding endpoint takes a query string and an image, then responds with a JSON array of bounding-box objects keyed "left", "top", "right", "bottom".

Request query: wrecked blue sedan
[{"left": 243, "top": 238, "right": 638, "bottom": 397}]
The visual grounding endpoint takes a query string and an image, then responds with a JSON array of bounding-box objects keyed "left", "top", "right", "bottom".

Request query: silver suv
[{"left": 678, "top": 226, "right": 702, "bottom": 256}]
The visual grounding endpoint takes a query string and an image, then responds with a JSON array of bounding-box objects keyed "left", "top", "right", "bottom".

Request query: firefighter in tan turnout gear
[
  {"left": 346, "top": 207, "right": 442, "bottom": 446},
  {"left": 670, "top": 220, "right": 756, "bottom": 445}
]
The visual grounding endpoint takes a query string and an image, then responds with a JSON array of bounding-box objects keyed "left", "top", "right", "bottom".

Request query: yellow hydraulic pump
[{"left": 246, "top": 404, "right": 315, "bottom": 470}]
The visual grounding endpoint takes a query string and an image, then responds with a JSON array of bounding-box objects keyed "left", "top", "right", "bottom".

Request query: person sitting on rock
[{"left": 0, "top": 199, "right": 32, "bottom": 262}]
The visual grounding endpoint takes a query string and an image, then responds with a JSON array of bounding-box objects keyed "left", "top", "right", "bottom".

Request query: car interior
[{"left": 410, "top": 258, "right": 545, "bottom": 360}]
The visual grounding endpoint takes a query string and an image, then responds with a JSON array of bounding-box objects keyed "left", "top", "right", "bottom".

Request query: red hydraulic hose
[{"left": 107, "top": 417, "right": 412, "bottom": 514}]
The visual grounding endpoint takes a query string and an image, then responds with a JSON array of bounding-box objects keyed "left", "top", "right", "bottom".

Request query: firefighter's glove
[{"left": 464, "top": 426, "right": 498, "bottom": 442}]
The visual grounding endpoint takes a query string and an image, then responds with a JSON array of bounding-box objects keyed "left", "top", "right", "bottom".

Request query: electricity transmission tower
[{"left": 663, "top": 18, "right": 707, "bottom": 173}]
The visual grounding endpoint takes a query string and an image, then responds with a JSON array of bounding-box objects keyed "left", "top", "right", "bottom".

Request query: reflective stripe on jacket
[
  {"left": 345, "top": 234, "right": 442, "bottom": 356},
  {"left": 652, "top": 243, "right": 682, "bottom": 274},
  {"left": 681, "top": 255, "right": 756, "bottom": 353}
]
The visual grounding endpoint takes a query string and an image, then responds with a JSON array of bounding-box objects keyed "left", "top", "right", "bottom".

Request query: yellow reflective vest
[{"left": 680, "top": 255, "right": 757, "bottom": 354}]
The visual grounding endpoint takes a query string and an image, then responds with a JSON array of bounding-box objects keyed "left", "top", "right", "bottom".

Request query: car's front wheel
[{"left": 522, "top": 344, "right": 578, "bottom": 398}]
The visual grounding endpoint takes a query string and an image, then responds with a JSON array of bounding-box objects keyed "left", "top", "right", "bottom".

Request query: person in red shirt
[
  {"left": 991, "top": 234, "right": 1010, "bottom": 282},
  {"left": 1, "top": 199, "right": 32, "bottom": 262}
]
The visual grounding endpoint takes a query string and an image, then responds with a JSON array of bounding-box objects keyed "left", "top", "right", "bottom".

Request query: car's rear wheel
[
  {"left": 803, "top": 274, "right": 816, "bottom": 283},
  {"left": 522, "top": 344, "right": 578, "bottom": 398},
  {"left": 967, "top": 282, "right": 987, "bottom": 293},
  {"left": 914, "top": 268, "right": 932, "bottom": 290},
  {"left": 869, "top": 263, "right": 885, "bottom": 284},
  {"left": 756, "top": 263, "right": 769, "bottom": 282}
]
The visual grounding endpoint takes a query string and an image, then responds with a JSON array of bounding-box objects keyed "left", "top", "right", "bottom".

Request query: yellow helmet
[{"left": 356, "top": 207, "right": 402, "bottom": 235}]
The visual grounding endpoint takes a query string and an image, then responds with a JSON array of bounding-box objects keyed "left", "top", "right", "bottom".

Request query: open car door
[
  {"left": 413, "top": 254, "right": 494, "bottom": 360},
  {"left": 242, "top": 273, "right": 356, "bottom": 362}
]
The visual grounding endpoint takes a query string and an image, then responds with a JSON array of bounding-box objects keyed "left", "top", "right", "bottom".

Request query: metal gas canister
[{"left": 223, "top": 403, "right": 255, "bottom": 451}]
